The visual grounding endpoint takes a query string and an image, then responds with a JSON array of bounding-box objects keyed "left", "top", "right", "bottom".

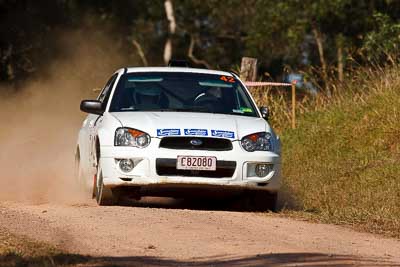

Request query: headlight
[
  {"left": 115, "top": 127, "right": 151, "bottom": 148},
  {"left": 241, "top": 132, "right": 273, "bottom": 152}
]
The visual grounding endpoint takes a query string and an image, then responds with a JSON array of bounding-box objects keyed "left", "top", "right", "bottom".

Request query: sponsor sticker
[
  {"left": 220, "top": 76, "right": 235, "bottom": 83},
  {"left": 211, "top": 130, "right": 235, "bottom": 139},
  {"left": 157, "top": 129, "right": 181, "bottom": 136},
  {"left": 184, "top": 129, "right": 208, "bottom": 136},
  {"left": 240, "top": 107, "right": 253, "bottom": 113}
]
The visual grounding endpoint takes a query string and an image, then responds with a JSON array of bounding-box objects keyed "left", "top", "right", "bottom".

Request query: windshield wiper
[
  {"left": 120, "top": 107, "right": 139, "bottom": 111},
  {"left": 140, "top": 107, "right": 210, "bottom": 113}
]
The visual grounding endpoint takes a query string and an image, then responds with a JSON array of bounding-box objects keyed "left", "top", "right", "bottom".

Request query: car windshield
[{"left": 109, "top": 72, "right": 258, "bottom": 117}]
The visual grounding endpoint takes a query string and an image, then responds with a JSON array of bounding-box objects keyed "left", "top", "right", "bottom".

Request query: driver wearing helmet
[{"left": 194, "top": 86, "right": 226, "bottom": 112}]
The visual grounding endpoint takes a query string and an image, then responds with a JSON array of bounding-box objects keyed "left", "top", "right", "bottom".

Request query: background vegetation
[
  {"left": 2, "top": 0, "right": 400, "bottom": 86},
  {"left": 278, "top": 65, "right": 400, "bottom": 237}
]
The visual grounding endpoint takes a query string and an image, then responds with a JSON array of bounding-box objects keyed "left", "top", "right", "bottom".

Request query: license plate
[{"left": 176, "top": 156, "right": 217, "bottom": 171}]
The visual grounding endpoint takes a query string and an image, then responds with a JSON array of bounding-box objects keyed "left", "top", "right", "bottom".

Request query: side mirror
[
  {"left": 80, "top": 100, "right": 104, "bottom": 115},
  {"left": 260, "top": 107, "right": 269, "bottom": 120}
]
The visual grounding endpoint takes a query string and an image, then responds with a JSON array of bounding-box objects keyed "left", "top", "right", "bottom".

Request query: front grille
[
  {"left": 156, "top": 158, "right": 236, "bottom": 178},
  {"left": 159, "top": 137, "right": 232, "bottom": 151}
]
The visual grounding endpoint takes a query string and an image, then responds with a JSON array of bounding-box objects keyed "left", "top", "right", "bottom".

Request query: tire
[
  {"left": 95, "top": 169, "right": 116, "bottom": 206},
  {"left": 74, "top": 149, "right": 81, "bottom": 183},
  {"left": 75, "top": 148, "right": 94, "bottom": 198},
  {"left": 75, "top": 150, "right": 86, "bottom": 190}
]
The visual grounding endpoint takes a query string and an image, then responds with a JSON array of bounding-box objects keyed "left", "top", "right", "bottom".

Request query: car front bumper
[{"left": 99, "top": 139, "right": 281, "bottom": 192}]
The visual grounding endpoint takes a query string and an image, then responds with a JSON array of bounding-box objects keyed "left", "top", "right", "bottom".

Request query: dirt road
[{"left": 0, "top": 198, "right": 399, "bottom": 266}]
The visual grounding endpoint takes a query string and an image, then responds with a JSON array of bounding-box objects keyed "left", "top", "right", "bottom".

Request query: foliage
[
  {"left": 274, "top": 65, "right": 400, "bottom": 237},
  {"left": 363, "top": 12, "right": 400, "bottom": 63},
  {"left": 2, "top": 0, "right": 400, "bottom": 86}
]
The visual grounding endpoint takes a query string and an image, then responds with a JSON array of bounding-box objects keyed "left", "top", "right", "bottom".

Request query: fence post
[{"left": 291, "top": 82, "right": 296, "bottom": 129}]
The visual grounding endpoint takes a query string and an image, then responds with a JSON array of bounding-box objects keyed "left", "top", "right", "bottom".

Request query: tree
[
  {"left": 363, "top": 12, "right": 400, "bottom": 64},
  {"left": 244, "top": 0, "right": 388, "bottom": 88},
  {"left": 2, "top": 0, "right": 400, "bottom": 87}
]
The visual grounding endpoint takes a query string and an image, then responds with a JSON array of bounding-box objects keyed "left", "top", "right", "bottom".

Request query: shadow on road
[
  {"left": 116, "top": 196, "right": 279, "bottom": 213},
  {"left": 1, "top": 252, "right": 395, "bottom": 267},
  {"left": 110, "top": 183, "right": 301, "bottom": 213}
]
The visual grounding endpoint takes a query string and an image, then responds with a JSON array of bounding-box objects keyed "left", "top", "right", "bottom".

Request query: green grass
[{"left": 278, "top": 66, "right": 400, "bottom": 237}]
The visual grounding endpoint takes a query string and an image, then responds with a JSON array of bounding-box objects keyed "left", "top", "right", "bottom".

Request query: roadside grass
[
  {"left": 253, "top": 65, "right": 400, "bottom": 238},
  {"left": 0, "top": 228, "right": 90, "bottom": 267}
]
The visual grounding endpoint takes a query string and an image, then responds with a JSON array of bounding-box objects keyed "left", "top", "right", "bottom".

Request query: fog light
[
  {"left": 119, "top": 159, "right": 134, "bottom": 173},
  {"left": 255, "top": 164, "right": 272, "bottom": 177}
]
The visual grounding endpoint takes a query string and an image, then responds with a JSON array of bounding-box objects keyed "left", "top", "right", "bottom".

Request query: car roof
[{"left": 121, "top": 67, "right": 234, "bottom": 77}]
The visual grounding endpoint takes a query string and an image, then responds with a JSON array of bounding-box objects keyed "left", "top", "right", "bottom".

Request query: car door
[{"left": 88, "top": 73, "right": 118, "bottom": 168}]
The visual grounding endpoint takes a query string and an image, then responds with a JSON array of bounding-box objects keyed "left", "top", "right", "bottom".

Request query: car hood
[{"left": 110, "top": 112, "right": 270, "bottom": 140}]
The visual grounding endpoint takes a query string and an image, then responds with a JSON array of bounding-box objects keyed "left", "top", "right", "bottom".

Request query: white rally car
[{"left": 76, "top": 65, "right": 281, "bottom": 209}]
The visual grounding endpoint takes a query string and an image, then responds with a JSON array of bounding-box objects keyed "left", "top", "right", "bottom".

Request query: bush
[{"left": 252, "top": 65, "right": 400, "bottom": 237}]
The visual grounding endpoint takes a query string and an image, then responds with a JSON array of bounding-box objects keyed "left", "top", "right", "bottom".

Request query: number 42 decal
[{"left": 220, "top": 76, "right": 235, "bottom": 83}]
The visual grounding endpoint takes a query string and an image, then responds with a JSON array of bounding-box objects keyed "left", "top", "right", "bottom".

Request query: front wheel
[
  {"left": 75, "top": 149, "right": 87, "bottom": 191},
  {"left": 75, "top": 148, "right": 94, "bottom": 197},
  {"left": 95, "top": 169, "right": 116, "bottom": 206}
]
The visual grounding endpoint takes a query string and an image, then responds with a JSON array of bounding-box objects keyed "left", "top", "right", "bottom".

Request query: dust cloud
[{"left": 0, "top": 28, "right": 136, "bottom": 204}]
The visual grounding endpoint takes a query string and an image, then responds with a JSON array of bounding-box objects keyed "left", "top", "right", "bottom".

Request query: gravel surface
[{"left": 0, "top": 198, "right": 399, "bottom": 266}]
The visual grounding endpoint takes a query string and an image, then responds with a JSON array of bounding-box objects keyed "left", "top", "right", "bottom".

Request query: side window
[{"left": 98, "top": 74, "right": 118, "bottom": 103}]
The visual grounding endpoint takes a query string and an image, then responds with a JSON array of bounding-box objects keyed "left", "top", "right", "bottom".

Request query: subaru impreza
[{"left": 76, "top": 66, "right": 281, "bottom": 209}]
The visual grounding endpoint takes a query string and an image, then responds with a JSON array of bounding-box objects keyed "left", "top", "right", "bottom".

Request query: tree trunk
[
  {"left": 132, "top": 40, "right": 148, "bottom": 67},
  {"left": 240, "top": 57, "right": 258, "bottom": 81},
  {"left": 188, "top": 35, "right": 212, "bottom": 69},
  {"left": 312, "top": 24, "right": 328, "bottom": 90},
  {"left": 163, "top": 0, "right": 176, "bottom": 65},
  {"left": 163, "top": 40, "right": 172, "bottom": 65},
  {"left": 336, "top": 35, "right": 344, "bottom": 82}
]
